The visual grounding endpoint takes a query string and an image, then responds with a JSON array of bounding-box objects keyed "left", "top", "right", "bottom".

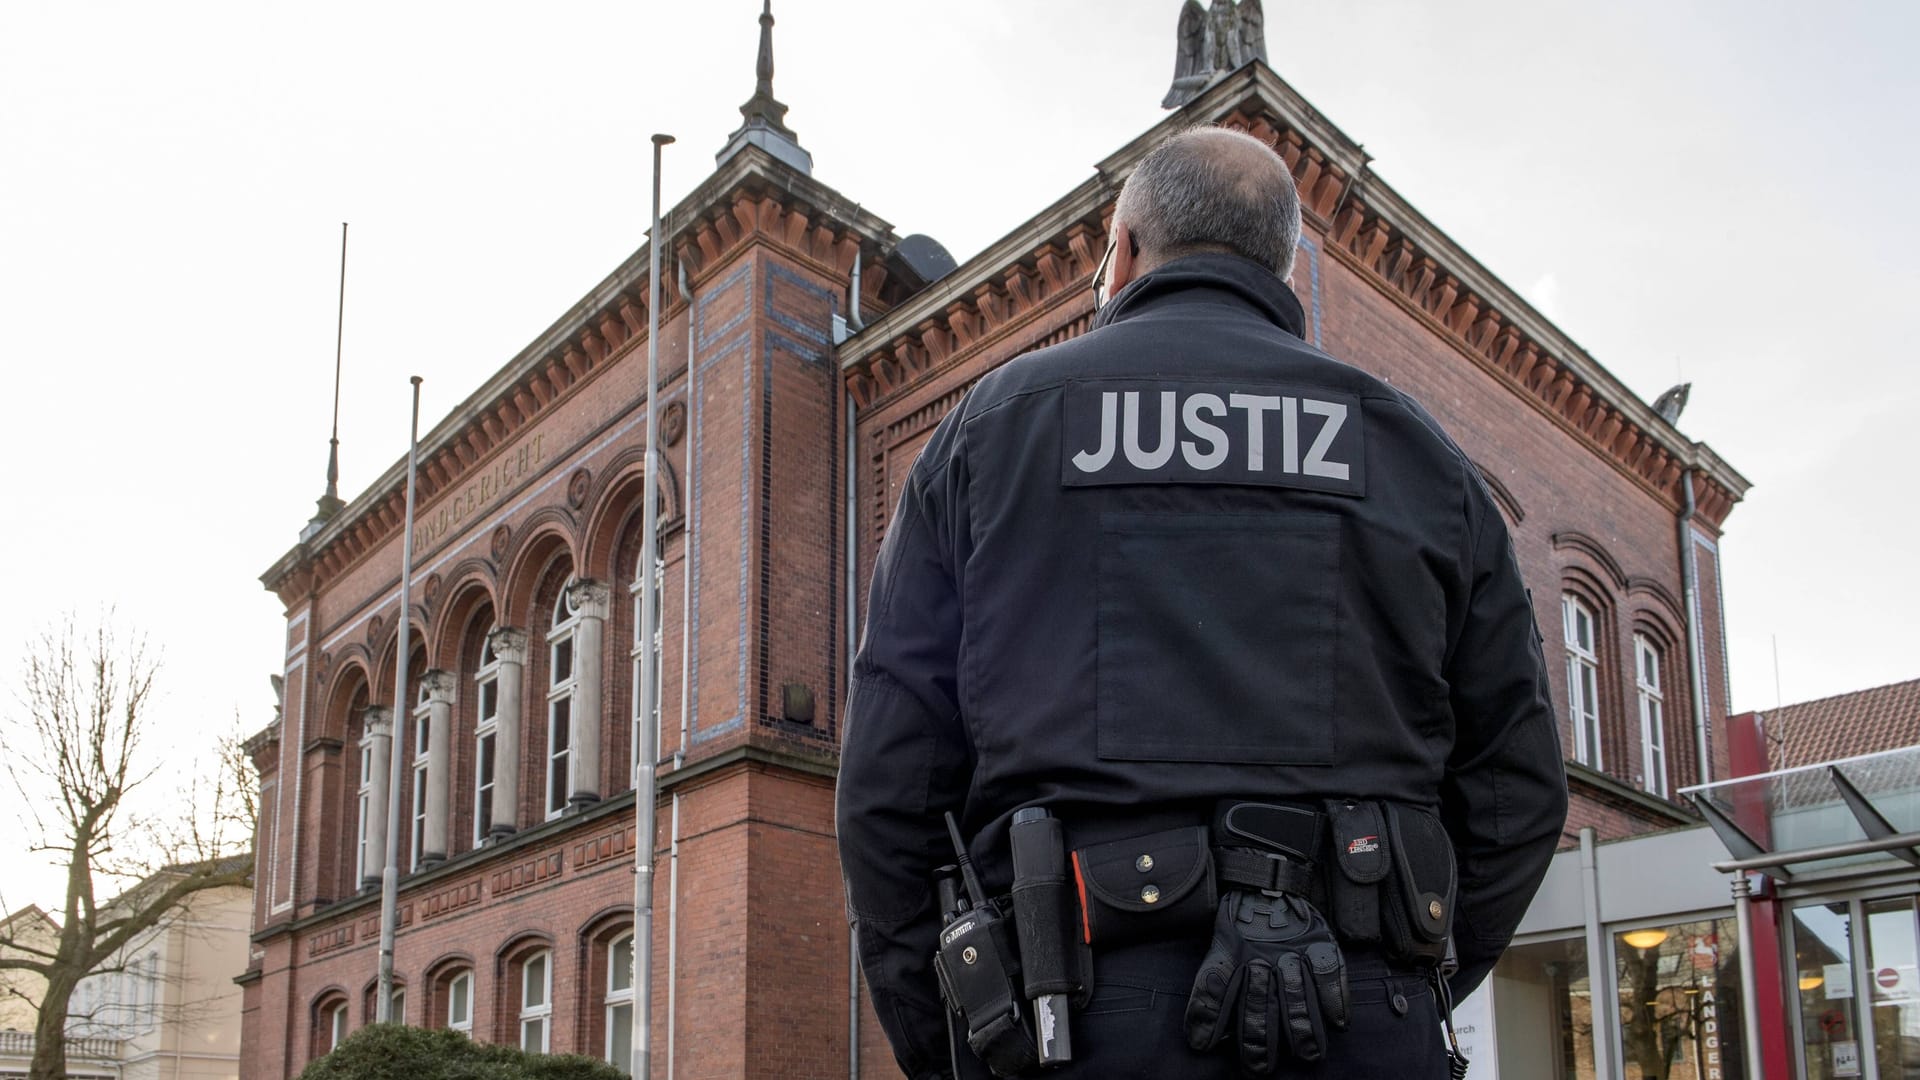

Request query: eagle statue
[{"left": 1162, "top": 0, "right": 1268, "bottom": 109}]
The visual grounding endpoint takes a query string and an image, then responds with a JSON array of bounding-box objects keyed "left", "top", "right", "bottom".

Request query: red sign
[{"left": 1878, "top": 968, "right": 1900, "bottom": 990}]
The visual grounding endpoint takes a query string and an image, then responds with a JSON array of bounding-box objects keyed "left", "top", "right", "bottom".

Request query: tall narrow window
[
  {"left": 328, "top": 1000, "right": 349, "bottom": 1051},
  {"left": 389, "top": 985, "right": 406, "bottom": 1026},
  {"left": 1635, "top": 634, "right": 1667, "bottom": 797},
  {"left": 630, "top": 558, "right": 665, "bottom": 777},
  {"left": 1562, "top": 595, "right": 1602, "bottom": 768},
  {"left": 142, "top": 951, "right": 158, "bottom": 1028},
  {"left": 410, "top": 703, "right": 430, "bottom": 872},
  {"left": 447, "top": 970, "right": 473, "bottom": 1034},
  {"left": 520, "top": 950, "right": 552, "bottom": 1053},
  {"left": 606, "top": 931, "right": 635, "bottom": 1070},
  {"left": 474, "top": 636, "right": 500, "bottom": 844},
  {"left": 356, "top": 738, "right": 375, "bottom": 885},
  {"left": 547, "top": 589, "right": 579, "bottom": 819}
]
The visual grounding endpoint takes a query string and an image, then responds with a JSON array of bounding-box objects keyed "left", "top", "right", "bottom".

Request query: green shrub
[{"left": 297, "top": 1023, "right": 627, "bottom": 1080}]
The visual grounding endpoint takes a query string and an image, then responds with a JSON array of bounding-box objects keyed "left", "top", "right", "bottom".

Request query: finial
[
  {"left": 716, "top": 0, "right": 812, "bottom": 174},
  {"left": 755, "top": 0, "right": 775, "bottom": 101}
]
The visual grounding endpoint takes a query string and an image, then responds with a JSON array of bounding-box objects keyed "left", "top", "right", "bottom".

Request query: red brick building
[{"left": 241, "top": 12, "right": 1749, "bottom": 1078}]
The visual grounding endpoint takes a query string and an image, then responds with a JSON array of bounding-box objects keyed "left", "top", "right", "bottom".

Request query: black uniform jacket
[{"left": 836, "top": 254, "right": 1568, "bottom": 1080}]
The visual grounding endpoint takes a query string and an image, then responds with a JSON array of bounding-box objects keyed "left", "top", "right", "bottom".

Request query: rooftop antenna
[
  {"left": 304, "top": 223, "right": 350, "bottom": 540},
  {"left": 1772, "top": 634, "right": 1783, "bottom": 709}
]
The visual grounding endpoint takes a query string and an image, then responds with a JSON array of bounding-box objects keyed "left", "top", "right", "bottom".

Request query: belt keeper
[{"left": 1215, "top": 847, "right": 1316, "bottom": 896}]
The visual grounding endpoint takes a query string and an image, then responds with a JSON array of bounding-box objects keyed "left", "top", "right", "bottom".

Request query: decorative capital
[
  {"left": 362, "top": 706, "right": 393, "bottom": 739},
  {"left": 566, "top": 579, "right": 613, "bottom": 621},
  {"left": 420, "top": 669, "right": 458, "bottom": 705},
  {"left": 488, "top": 626, "right": 529, "bottom": 666}
]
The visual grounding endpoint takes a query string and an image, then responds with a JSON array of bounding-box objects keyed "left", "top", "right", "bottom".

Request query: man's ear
[{"left": 1108, "top": 221, "right": 1139, "bottom": 294}]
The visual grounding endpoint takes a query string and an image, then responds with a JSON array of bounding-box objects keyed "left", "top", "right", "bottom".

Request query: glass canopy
[{"left": 1682, "top": 744, "right": 1920, "bottom": 877}]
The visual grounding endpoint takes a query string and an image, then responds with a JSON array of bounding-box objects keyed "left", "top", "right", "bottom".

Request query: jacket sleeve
[
  {"left": 1439, "top": 481, "right": 1569, "bottom": 999},
  {"left": 836, "top": 408, "right": 974, "bottom": 1080}
]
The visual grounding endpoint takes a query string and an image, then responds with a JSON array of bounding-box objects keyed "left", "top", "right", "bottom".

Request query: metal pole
[
  {"left": 845, "top": 390, "right": 859, "bottom": 1080},
  {"left": 633, "top": 132, "right": 673, "bottom": 1080},
  {"left": 1730, "top": 876, "right": 1765, "bottom": 1077},
  {"left": 378, "top": 375, "right": 424, "bottom": 1023},
  {"left": 1578, "top": 829, "right": 1616, "bottom": 1080},
  {"left": 1710, "top": 828, "right": 1920, "bottom": 872}
]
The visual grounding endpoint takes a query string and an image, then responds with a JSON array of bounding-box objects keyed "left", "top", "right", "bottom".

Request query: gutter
[{"left": 1680, "top": 469, "right": 1713, "bottom": 785}]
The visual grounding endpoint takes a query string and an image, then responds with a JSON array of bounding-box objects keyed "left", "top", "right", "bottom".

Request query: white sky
[{"left": 1, "top": 1, "right": 1915, "bottom": 913}]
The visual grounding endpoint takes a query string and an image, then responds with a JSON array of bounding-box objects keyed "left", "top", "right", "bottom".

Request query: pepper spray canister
[{"left": 1009, "top": 807, "right": 1076, "bottom": 1067}]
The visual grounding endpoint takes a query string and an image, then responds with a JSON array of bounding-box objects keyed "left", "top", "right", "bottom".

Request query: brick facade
[{"left": 243, "top": 61, "right": 1746, "bottom": 1080}]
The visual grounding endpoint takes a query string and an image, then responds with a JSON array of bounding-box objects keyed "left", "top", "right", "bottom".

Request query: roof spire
[
  {"left": 753, "top": 0, "right": 776, "bottom": 103},
  {"left": 716, "top": 0, "right": 812, "bottom": 174},
  {"left": 303, "top": 223, "right": 350, "bottom": 542}
]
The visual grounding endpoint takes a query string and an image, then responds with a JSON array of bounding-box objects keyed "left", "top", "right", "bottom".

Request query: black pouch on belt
[
  {"left": 1071, "top": 826, "right": 1216, "bottom": 947},
  {"left": 1380, "top": 803, "right": 1455, "bottom": 967},
  {"left": 1323, "top": 799, "right": 1391, "bottom": 947}
]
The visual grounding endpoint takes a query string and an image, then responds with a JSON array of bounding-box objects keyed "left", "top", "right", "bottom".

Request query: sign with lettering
[
  {"left": 1448, "top": 984, "right": 1496, "bottom": 1080},
  {"left": 1832, "top": 1040, "right": 1860, "bottom": 1077},
  {"left": 1061, "top": 380, "right": 1365, "bottom": 496},
  {"left": 416, "top": 433, "right": 546, "bottom": 550}
]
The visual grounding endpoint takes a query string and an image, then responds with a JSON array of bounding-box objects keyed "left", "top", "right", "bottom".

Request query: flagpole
[
  {"left": 378, "top": 374, "right": 424, "bottom": 1023},
  {"left": 633, "top": 132, "right": 673, "bottom": 1080}
]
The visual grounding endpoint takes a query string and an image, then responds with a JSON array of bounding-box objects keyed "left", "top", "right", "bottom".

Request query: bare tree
[{"left": 0, "top": 616, "right": 253, "bottom": 1080}]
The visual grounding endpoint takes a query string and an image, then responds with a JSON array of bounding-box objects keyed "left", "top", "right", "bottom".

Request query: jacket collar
[{"left": 1092, "top": 252, "right": 1306, "bottom": 339}]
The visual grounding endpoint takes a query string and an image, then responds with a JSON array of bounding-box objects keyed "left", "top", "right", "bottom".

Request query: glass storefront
[
  {"left": 1493, "top": 936, "right": 1596, "bottom": 1080},
  {"left": 1615, "top": 918, "right": 1746, "bottom": 1080}
]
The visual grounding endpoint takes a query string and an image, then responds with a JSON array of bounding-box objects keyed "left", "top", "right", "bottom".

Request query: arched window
[
  {"left": 547, "top": 588, "right": 580, "bottom": 819},
  {"left": 363, "top": 979, "right": 406, "bottom": 1025},
  {"left": 474, "top": 633, "right": 501, "bottom": 845},
  {"left": 605, "top": 931, "right": 635, "bottom": 1069},
  {"left": 311, "top": 991, "right": 351, "bottom": 1060},
  {"left": 519, "top": 949, "right": 552, "bottom": 1053},
  {"left": 629, "top": 556, "right": 664, "bottom": 778},
  {"left": 1562, "top": 594, "right": 1602, "bottom": 768},
  {"left": 1634, "top": 634, "right": 1667, "bottom": 798},
  {"left": 333, "top": 675, "right": 372, "bottom": 901}
]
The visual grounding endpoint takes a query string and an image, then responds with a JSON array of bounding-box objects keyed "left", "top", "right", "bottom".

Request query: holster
[
  {"left": 933, "top": 904, "right": 1037, "bottom": 1076},
  {"left": 1323, "top": 799, "right": 1455, "bottom": 967}
]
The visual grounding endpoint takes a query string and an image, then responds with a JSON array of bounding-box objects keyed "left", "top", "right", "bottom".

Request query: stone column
[
  {"left": 361, "top": 707, "right": 393, "bottom": 890},
  {"left": 487, "top": 628, "right": 528, "bottom": 839},
  {"left": 420, "top": 669, "right": 456, "bottom": 865},
  {"left": 566, "top": 579, "right": 611, "bottom": 808}
]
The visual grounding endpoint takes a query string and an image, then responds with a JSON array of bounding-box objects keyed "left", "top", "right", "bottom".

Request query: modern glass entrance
[{"left": 1791, "top": 895, "right": 1920, "bottom": 1078}]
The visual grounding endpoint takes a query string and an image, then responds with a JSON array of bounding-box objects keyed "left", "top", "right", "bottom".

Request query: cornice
[
  {"left": 1567, "top": 760, "right": 1699, "bottom": 825},
  {"left": 262, "top": 146, "right": 906, "bottom": 602},
  {"left": 837, "top": 63, "right": 1750, "bottom": 529},
  {"left": 251, "top": 741, "right": 840, "bottom": 946}
]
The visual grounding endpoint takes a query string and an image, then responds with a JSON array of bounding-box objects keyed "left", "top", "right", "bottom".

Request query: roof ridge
[{"left": 1768, "top": 674, "right": 1920, "bottom": 716}]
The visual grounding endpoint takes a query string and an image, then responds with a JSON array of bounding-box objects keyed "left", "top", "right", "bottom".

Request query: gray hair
[{"left": 1113, "top": 126, "right": 1302, "bottom": 279}]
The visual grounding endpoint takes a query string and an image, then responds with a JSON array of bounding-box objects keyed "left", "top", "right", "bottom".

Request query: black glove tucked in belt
[{"left": 1185, "top": 890, "right": 1350, "bottom": 1073}]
